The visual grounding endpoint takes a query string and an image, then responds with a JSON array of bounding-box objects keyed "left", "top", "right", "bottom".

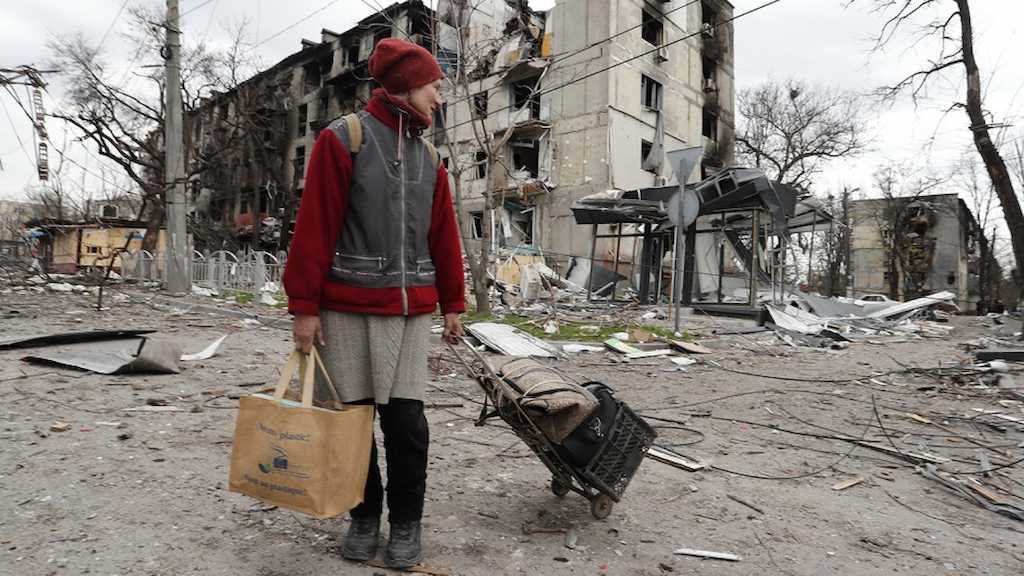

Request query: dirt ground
[{"left": 2, "top": 284, "right": 1023, "bottom": 576}]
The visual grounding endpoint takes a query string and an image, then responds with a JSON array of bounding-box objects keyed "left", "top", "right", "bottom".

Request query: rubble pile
[{"left": 763, "top": 291, "right": 964, "bottom": 348}]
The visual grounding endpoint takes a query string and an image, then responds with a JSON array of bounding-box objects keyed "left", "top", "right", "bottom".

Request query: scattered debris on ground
[{"left": 2, "top": 281, "right": 1023, "bottom": 575}]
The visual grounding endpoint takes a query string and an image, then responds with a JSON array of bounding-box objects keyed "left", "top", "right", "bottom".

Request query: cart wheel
[
  {"left": 590, "top": 494, "right": 613, "bottom": 519},
  {"left": 551, "top": 478, "right": 571, "bottom": 497}
]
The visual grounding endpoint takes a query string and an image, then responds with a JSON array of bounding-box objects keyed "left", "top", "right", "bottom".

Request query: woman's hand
[
  {"left": 293, "top": 314, "right": 324, "bottom": 353},
  {"left": 442, "top": 312, "right": 463, "bottom": 344}
]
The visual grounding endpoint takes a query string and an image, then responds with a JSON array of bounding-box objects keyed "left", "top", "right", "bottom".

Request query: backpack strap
[
  {"left": 420, "top": 137, "right": 440, "bottom": 169},
  {"left": 343, "top": 111, "right": 438, "bottom": 168},
  {"left": 342, "top": 113, "right": 362, "bottom": 154}
]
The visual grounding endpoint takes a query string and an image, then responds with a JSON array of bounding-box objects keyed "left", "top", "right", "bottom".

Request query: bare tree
[
  {"left": 735, "top": 79, "right": 868, "bottom": 190},
  {"left": 810, "top": 186, "right": 854, "bottom": 297},
  {"left": 954, "top": 154, "right": 1003, "bottom": 308},
  {"left": 1008, "top": 133, "right": 1024, "bottom": 206},
  {"left": 865, "top": 162, "right": 943, "bottom": 299},
  {"left": 855, "top": 0, "right": 1024, "bottom": 299},
  {"left": 47, "top": 3, "right": 254, "bottom": 251},
  {"left": 437, "top": 0, "right": 538, "bottom": 315}
]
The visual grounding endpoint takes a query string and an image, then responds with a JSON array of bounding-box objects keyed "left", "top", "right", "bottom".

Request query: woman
[{"left": 283, "top": 38, "right": 464, "bottom": 568}]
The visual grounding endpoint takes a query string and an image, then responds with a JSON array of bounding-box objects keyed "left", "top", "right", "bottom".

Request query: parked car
[{"left": 859, "top": 294, "right": 895, "bottom": 304}]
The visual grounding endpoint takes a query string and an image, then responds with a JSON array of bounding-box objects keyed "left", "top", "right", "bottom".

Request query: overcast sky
[{"left": 2, "top": 0, "right": 1022, "bottom": 213}]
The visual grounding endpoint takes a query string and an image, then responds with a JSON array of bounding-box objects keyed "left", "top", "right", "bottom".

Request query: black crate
[{"left": 578, "top": 402, "right": 657, "bottom": 501}]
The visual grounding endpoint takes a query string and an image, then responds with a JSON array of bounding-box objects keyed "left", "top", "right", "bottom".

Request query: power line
[
  {"left": 380, "top": 0, "right": 701, "bottom": 117},
  {"left": 547, "top": 0, "right": 700, "bottom": 63},
  {"left": 0, "top": 94, "right": 35, "bottom": 168},
  {"left": 181, "top": 0, "right": 218, "bottom": 19},
  {"left": 198, "top": 0, "right": 222, "bottom": 44},
  {"left": 97, "top": 0, "right": 131, "bottom": 53},
  {"left": 250, "top": 0, "right": 343, "bottom": 50},
  {"left": 438, "top": 0, "right": 786, "bottom": 139}
]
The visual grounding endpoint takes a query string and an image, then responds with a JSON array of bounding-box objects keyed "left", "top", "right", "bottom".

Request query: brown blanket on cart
[{"left": 493, "top": 357, "right": 599, "bottom": 443}]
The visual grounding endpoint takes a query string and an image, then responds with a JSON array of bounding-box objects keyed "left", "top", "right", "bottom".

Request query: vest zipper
[{"left": 397, "top": 112, "right": 409, "bottom": 316}]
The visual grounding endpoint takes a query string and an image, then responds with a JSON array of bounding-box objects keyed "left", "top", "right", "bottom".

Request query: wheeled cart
[{"left": 449, "top": 340, "right": 656, "bottom": 519}]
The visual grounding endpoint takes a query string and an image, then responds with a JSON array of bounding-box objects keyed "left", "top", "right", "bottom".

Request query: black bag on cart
[{"left": 556, "top": 383, "right": 618, "bottom": 468}]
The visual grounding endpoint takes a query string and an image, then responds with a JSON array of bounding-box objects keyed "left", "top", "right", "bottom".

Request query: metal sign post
[{"left": 666, "top": 146, "right": 703, "bottom": 333}]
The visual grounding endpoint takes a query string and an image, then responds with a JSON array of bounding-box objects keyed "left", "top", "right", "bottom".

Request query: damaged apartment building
[
  {"left": 849, "top": 194, "right": 992, "bottom": 312},
  {"left": 435, "top": 0, "right": 735, "bottom": 265},
  {"left": 187, "top": 1, "right": 435, "bottom": 251},
  {"left": 186, "top": 0, "right": 735, "bottom": 265}
]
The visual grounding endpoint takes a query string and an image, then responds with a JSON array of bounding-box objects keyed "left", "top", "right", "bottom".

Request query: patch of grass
[
  {"left": 485, "top": 314, "right": 694, "bottom": 343},
  {"left": 461, "top": 309, "right": 496, "bottom": 324},
  {"left": 224, "top": 290, "right": 255, "bottom": 305}
]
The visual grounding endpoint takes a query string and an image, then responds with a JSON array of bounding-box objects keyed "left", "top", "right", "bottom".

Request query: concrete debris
[
  {"left": 667, "top": 340, "right": 712, "bottom": 354},
  {"left": 670, "top": 357, "right": 698, "bottom": 367},
  {"left": 191, "top": 285, "right": 217, "bottom": 297},
  {"left": 494, "top": 252, "right": 587, "bottom": 305},
  {"left": 46, "top": 282, "right": 75, "bottom": 292}
]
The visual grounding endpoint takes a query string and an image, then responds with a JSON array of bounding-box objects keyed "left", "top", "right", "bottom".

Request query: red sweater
[{"left": 283, "top": 100, "right": 465, "bottom": 317}]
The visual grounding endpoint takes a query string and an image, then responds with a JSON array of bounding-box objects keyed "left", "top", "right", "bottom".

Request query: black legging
[{"left": 348, "top": 398, "right": 429, "bottom": 523}]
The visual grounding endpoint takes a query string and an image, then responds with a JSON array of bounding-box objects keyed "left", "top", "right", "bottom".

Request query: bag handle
[
  {"left": 308, "top": 346, "right": 344, "bottom": 410},
  {"left": 272, "top": 352, "right": 302, "bottom": 401},
  {"left": 272, "top": 348, "right": 345, "bottom": 410}
]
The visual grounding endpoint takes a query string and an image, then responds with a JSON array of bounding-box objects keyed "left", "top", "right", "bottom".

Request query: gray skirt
[{"left": 315, "top": 310, "right": 432, "bottom": 404}]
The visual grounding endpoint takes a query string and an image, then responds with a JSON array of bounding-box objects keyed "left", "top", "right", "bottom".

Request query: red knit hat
[{"left": 368, "top": 38, "right": 444, "bottom": 94}]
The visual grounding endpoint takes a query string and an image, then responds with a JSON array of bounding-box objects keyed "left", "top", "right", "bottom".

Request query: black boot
[
  {"left": 342, "top": 516, "right": 380, "bottom": 562},
  {"left": 385, "top": 520, "right": 422, "bottom": 568}
]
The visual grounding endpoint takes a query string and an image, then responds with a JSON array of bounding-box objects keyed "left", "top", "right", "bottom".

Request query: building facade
[
  {"left": 187, "top": 1, "right": 433, "bottom": 252},
  {"left": 187, "top": 0, "right": 736, "bottom": 264},
  {"left": 850, "top": 193, "right": 982, "bottom": 311},
  {"left": 25, "top": 218, "right": 168, "bottom": 274},
  {"left": 438, "top": 0, "right": 735, "bottom": 261}
]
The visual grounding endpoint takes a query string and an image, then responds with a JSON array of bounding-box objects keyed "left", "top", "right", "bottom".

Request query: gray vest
[{"left": 326, "top": 111, "right": 438, "bottom": 314}]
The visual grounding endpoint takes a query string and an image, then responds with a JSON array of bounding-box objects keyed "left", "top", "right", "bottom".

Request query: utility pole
[
  {"left": 164, "top": 0, "right": 190, "bottom": 293},
  {"left": 842, "top": 187, "right": 854, "bottom": 297}
]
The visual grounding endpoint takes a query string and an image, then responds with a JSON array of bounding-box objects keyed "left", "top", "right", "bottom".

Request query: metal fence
[{"left": 121, "top": 249, "right": 286, "bottom": 293}]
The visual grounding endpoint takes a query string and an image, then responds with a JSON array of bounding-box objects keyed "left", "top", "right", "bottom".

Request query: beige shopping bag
[{"left": 228, "top": 348, "right": 374, "bottom": 518}]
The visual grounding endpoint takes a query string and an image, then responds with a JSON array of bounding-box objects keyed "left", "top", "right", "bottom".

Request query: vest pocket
[
  {"left": 333, "top": 253, "right": 386, "bottom": 275},
  {"left": 412, "top": 256, "right": 436, "bottom": 285}
]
